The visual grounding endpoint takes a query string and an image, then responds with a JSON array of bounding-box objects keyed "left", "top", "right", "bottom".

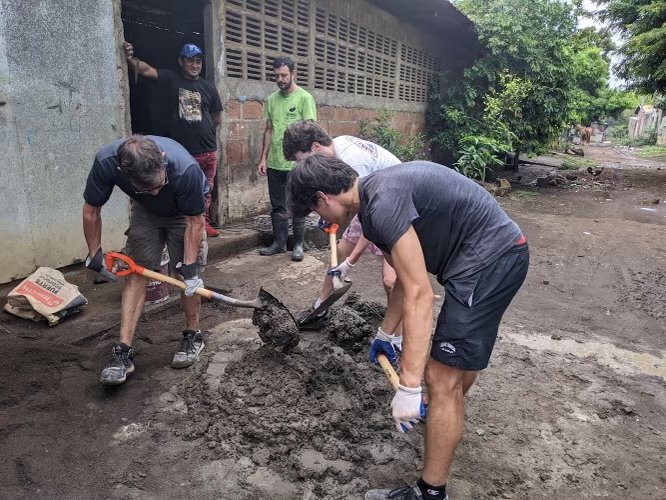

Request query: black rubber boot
[
  {"left": 260, "top": 213, "right": 288, "bottom": 256},
  {"left": 291, "top": 217, "right": 305, "bottom": 262}
]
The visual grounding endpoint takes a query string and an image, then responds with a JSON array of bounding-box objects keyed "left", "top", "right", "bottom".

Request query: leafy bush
[
  {"left": 614, "top": 127, "right": 658, "bottom": 147},
  {"left": 358, "top": 110, "right": 429, "bottom": 161},
  {"left": 454, "top": 136, "right": 508, "bottom": 180}
]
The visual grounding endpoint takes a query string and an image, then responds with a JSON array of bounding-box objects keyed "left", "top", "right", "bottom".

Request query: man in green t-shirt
[{"left": 257, "top": 56, "right": 317, "bottom": 261}]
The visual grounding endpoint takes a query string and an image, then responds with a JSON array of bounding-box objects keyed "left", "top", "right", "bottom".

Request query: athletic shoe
[
  {"left": 365, "top": 483, "right": 448, "bottom": 500},
  {"left": 171, "top": 330, "right": 205, "bottom": 368},
  {"left": 100, "top": 343, "right": 135, "bottom": 386},
  {"left": 205, "top": 220, "right": 219, "bottom": 237},
  {"left": 296, "top": 306, "right": 330, "bottom": 330}
]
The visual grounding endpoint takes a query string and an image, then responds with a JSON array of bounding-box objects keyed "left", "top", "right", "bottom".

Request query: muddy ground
[{"left": 1, "top": 145, "right": 664, "bottom": 499}]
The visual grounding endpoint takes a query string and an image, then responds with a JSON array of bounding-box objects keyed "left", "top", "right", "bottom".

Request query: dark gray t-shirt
[
  {"left": 83, "top": 136, "right": 208, "bottom": 217},
  {"left": 358, "top": 161, "right": 522, "bottom": 282}
]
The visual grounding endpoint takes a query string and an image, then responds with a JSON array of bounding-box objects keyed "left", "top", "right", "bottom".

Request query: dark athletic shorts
[
  {"left": 125, "top": 202, "right": 208, "bottom": 274},
  {"left": 430, "top": 241, "right": 529, "bottom": 371}
]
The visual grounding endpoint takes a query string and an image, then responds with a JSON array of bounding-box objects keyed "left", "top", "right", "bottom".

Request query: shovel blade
[{"left": 297, "top": 279, "right": 352, "bottom": 328}]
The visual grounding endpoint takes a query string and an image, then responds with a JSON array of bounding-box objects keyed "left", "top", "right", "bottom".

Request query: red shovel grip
[
  {"left": 322, "top": 223, "right": 339, "bottom": 234},
  {"left": 104, "top": 252, "right": 146, "bottom": 277}
]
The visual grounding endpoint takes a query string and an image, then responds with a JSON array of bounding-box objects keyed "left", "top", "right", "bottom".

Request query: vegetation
[
  {"left": 358, "top": 110, "right": 429, "bottom": 162},
  {"left": 561, "top": 157, "right": 601, "bottom": 170},
  {"left": 596, "top": 0, "right": 666, "bottom": 95},
  {"left": 635, "top": 145, "right": 666, "bottom": 160},
  {"left": 426, "top": 0, "right": 644, "bottom": 181}
]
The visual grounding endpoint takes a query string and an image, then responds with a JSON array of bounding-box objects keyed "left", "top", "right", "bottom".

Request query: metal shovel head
[
  {"left": 297, "top": 278, "right": 352, "bottom": 328},
  {"left": 252, "top": 287, "right": 300, "bottom": 351}
]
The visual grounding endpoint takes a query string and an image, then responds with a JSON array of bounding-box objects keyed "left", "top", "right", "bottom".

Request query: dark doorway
[
  {"left": 121, "top": 0, "right": 207, "bottom": 135},
  {"left": 120, "top": 0, "right": 221, "bottom": 226}
]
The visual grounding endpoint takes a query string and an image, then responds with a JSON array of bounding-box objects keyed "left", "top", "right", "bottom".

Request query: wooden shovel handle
[
  {"left": 329, "top": 231, "right": 338, "bottom": 268},
  {"left": 377, "top": 354, "right": 400, "bottom": 391},
  {"left": 323, "top": 223, "right": 340, "bottom": 268}
]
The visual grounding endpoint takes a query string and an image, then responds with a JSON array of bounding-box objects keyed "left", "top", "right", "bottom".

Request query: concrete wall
[
  {"left": 0, "top": 0, "right": 129, "bottom": 283},
  {"left": 629, "top": 105, "right": 665, "bottom": 144}
]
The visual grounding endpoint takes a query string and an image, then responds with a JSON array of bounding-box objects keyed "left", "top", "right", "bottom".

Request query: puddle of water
[{"left": 503, "top": 327, "right": 666, "bottom": 379}]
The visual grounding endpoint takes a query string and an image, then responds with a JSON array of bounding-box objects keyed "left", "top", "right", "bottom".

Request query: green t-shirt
[{"left": 264, "top": 87, "right": 317, "bottom": 171}]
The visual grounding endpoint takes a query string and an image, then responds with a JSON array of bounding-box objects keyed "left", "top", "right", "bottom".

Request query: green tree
[
  {"left": 596, "top": 0, "right": 666, "bottom": 94},
  {"left": 428, "top": 0, "right": 576, "bottom": 166}
]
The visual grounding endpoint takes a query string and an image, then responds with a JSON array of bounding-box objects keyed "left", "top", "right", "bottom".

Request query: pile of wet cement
[
  {"left": 252, "top": 288, "right": 300, "bottom": 352},
  {"left": 177, "top": 295, "right": 420, "bottom": 497}
]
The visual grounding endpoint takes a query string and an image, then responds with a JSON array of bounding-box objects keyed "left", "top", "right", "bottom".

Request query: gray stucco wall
[{"left": 0, "top": 0, "right": 129, "bottom": 283}]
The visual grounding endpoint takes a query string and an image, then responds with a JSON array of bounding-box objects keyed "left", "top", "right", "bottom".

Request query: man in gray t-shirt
[
  {"left": 287, "top": 155, "right": 529, "bottom": 500},
  {"left": 283, "top": 120, "right": 401, "bottom": 340}
]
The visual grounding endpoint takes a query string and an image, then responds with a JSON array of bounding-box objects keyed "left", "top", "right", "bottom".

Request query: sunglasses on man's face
[{"left": 132, "top": 166, "right": 169, "bottom": 195}]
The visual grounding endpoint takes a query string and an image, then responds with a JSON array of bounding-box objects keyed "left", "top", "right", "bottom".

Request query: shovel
[
  {"left": 104, "top": 252, "right": 266, "bottom": 309},
  {"left": 377, "top": 353, "right": 400, "bottom": 390},
  {"left": 298, "top": 223, "right": 352, "bottom": 327}
]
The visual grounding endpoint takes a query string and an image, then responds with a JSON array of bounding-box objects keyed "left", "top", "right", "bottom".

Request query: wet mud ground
[{"left": 1, "top": 146, "right": 665, "bottom": 499}]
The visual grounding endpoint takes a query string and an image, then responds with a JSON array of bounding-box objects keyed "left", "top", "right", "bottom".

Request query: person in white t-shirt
[{"left": 283, "top": 120, "right": 403, "bottom": 359}]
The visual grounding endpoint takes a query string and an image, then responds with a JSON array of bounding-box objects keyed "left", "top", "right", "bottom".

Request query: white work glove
[
  {"left": 369, "top": 327, "right": 403, "bottom": 365},
  {"left": 326, "top": 258, "right": 354, "bottom": 280},
  {"left": 176, "top": 262, "right": 203, "bottom": 297},
  {"left": 391, "top": 384, "right": 426, "bottom": 433}
]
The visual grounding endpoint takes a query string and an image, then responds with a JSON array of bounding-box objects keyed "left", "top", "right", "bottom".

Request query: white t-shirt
[{"left": 333, "top": 136, "right": 401, "bottom": 177}]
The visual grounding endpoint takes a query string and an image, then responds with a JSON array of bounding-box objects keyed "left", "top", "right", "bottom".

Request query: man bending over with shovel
[
  {"left": 283, "top": 120, "right": 404, "bottom": 365},
  {"left": 83, "top": 135, "right": 208, "bottom": 386},
  {"left": 288, "top": 156, "right": 529, "bottom": 500}
]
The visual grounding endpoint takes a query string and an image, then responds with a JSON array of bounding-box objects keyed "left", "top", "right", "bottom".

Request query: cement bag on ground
[{"left": 4, "top": 267, "right": 88, "bottom": 326}]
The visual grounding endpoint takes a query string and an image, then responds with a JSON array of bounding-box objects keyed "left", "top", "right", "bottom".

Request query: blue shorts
[{"left": 430, "top": 242, "right": 529, "bottom": 371}]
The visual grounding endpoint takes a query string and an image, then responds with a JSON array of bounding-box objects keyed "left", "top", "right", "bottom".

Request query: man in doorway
[
  {"left": 123, "top": 41, "right": 223, "bottom": 238},
  {"left": 288, "top": 156, "right": 529, "bottom": 500},
  {"left": 257, "top": 56, "right": 317, "bottom": 261},
  {"left": 83, "top": 135, "right": 208, "bottom": 386},
  {"left": 282, "top": 120, "right": 403, "bottom": 362}
]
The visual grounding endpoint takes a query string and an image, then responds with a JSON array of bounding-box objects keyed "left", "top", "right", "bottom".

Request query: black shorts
[{"left": 430, "top": 242, "right": 529, "bottom": 371}]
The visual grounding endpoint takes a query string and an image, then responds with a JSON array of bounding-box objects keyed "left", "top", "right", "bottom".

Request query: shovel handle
[
  {"left": 329, "top": 231, "right": 338, "bottom": 268},
  {"left": 104, "top": 252, "right": 263, "bottom": 309},
  {"left": 322, "top": 224, "right": 339, "bottom": 267},
  {"left": 377, "top": 354, "right": 400, "bottom": 391}
]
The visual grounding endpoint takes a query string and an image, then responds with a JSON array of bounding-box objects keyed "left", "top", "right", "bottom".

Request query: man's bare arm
[
  {"left": 82, "top": 203, "right": 103, "bottom": 257},
  {"left": 183, "top": 215, "right": 205, "bottom": 265},
  {"left": 123, "top": 42, "right": 158, "bottom": 79},
  {"left": 381, "top": 227, "right": 434, "bottom": 387},
  {"left": 258, "top": 119, "right": 272, "bottom": 175}
]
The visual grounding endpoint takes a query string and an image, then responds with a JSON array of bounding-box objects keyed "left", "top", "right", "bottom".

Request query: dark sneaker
[
  {"left": 100, "top": 343, "right": 135, "bottom": 386},
  {"left": 296, "top": 306, "right": 330, "bottom": 330},
  {"left": 365, "top": 483, "right": 448, "bottom": 500},
  {"left": 171, "top": 330, "right": 205, "bottom": 368}
]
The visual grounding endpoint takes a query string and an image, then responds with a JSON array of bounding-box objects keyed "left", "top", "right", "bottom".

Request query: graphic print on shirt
[
  {"left": 178, "top": 88, "right": 202, "bottom": 123},
  {"left": 345, "top": 136, "right": 378, "bottom": 158}
]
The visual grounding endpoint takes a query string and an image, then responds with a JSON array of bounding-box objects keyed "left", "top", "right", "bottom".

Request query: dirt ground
[{"left": 1, "top": 145, "right": 664, "bottom": 499}]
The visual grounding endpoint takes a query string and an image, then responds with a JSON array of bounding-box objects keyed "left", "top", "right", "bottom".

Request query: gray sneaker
[
  {"left": 100, "top": 343, "right": 135, "bottom": 386},
  {"left": 171, "top": 330, "right": 204, "bottom": 368},
  {"left": 365, "top": 483, "right": 448, "bottom": 500}
]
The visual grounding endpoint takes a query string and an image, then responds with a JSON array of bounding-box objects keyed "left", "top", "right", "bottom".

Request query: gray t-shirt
[
  {"left": 358, "top": 161, "right": 522, "bottom": 282},
  {"left": 333, "top": 135, "right": 400, "bottom": 177}
]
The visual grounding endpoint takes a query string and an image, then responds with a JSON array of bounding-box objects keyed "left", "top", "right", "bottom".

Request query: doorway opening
[
  {"left": 120, "top": 0, "right": 221, "bottom": 225},
  {"left": 121, "top": 0, "right": 207, "bottom": 135}
]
